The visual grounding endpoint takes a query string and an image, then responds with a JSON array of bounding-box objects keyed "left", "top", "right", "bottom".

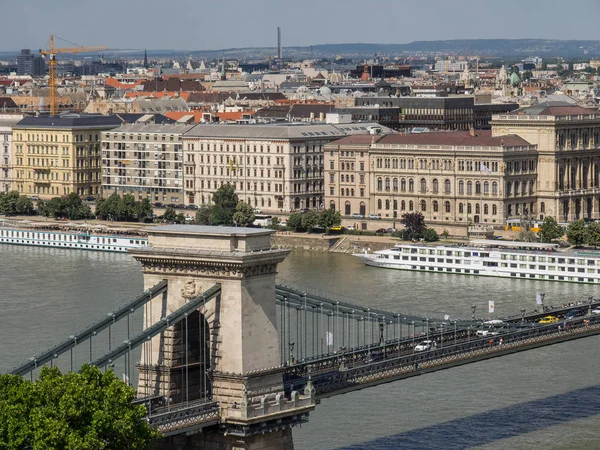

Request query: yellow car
[{"left": 538, "top": 315, "right": 559, "bottom": 324}]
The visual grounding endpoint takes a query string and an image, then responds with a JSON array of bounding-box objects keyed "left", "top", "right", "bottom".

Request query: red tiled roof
[
  {"left": 378, "top": 130, "right": 532, "bottom": 147},
  {"left": 217, "top": 111, "right": 244, "bottom": 121},
  {"left": 164, "top": 111, "right": 205, "bottom": 123}
]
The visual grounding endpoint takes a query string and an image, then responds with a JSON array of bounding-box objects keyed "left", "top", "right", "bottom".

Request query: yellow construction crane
[{"left": 40, "top": 35, "right": 107, "bottom": 115}]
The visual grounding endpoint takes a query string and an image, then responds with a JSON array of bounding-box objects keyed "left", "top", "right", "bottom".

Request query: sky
[{"left": 1, "top": 0, "right": 599, "bottom": 52}]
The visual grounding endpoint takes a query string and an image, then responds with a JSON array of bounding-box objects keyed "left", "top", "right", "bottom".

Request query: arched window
[
  {"left": 445, "top": 179, "right": 451, "bottom": 193},
  {"left": 467, "top": 181, "right": 473, "bottom": 195},
  {"left": 377, "top": 199, "right": 382, "bottom": 209},
  {"left": 484, "top": 181, "right": 489, "bottom": 194},
  {"left": 385, "top": 178, "right": 390, "bottom": 190},
  {"left": 475, "top": 203, "right": 480, "bottom": 214},
  {"left": 409, "top": 200, "right": 414, "bottom": 211},
  {"left": 475, "top": 181, "right": 481, "bottom": 194},
  {"left": 459, "top": 180, "right": 465, "bottom": 195},
  {"left": 345, "top": 174, "right": 349, "bottom": 182},
  {"left": 393, "top": 200, "right": 398, "bottom": 211},
  {"left": 492, "top": 204, "right": 497, "bottom": 215},
  {"left": 492, "top": 181, "right": 498, "bottom": 195},
  {"left": 346, "top": 188, "right": 350, "bottom": 196},
  {"left": 514, "top": 181, "right": 519, "bottom": 195},
  {"left": 445, "top": 201, "right": 451, "bottom": 213},
  {"left": 529, "top": 180, "right": 534, "bottom": 194},
  {"left": 401, "top": 200, "right": 406, "bottom": 211},
  {"left": 330, "top": 201, "right": 336, "bottom": 211},
  {"left": 383, "top": 199, "right": 389, "bottom": 210},
  {"left": 377, "top": 178, "right": 382, "bottom": 191},
  {"left": 420, "top": 178, "right": 427, "bottom": 192},
  {"left": 459, "top": 203, "right": 464, "bottom": 214},
  {"left": 484, "top": 204, "right": 489, "bottom": 215},
  {"left": 401, "top": 178, "right": 406, "bottom": 191},
  {"left": 345, "top": 201, "right": 351, "bottom": 215},
  {"left": 393, "top": 178, "right": 398, "bottom": 191},
  {"left": 540, "top": 202, "right": 546, "bottom": 213},
  {"left": 506, "top": 182, "right": 512, "bottom": 196},
  {"left": 522, "top": 182, "right": 527, "bottom": 195},
  {"left": 420, "top": 200, "right": 427, "bottom": 212},
  {"left": 508, "top": 205, "right": 512, "bottom": 215},
  {"left": 467, "top": 203, "right": 472, "bottom": 214},
  {"left": 341, "top": 162, "right": 345, "bottom": 170},
  {"left": 516, "top": 204, "right": 520, "bottom": 215},
  {"left": 409, "top": 178, "right": 414, "bottom": 192},
  {"left": 433, "top": 200, "right": 439, "bottom": 212},
  {"left": 432, "top": 179, "right": 439, "bottom": 193}
]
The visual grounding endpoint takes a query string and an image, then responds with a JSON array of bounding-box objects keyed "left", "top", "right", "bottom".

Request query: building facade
[
  {"left": 12, "top": 115, "right": 122, "bottom": 199},
  {"left": 491, "top": 103, "right": 600, "bottom": 222},
  {"left": 0, "top": 114, "right": 24, "bottom": 193},
  {"left": 101, "top": 124, "right": 195, "bottom": 204},
  {"left": 181, "top": 123, "right": 391, "bottom": 212},
  {"left": 325, "top": 130, "right": 538, "bottom": 228},
  {"left": 16, "top": 49, "right": 45, "bottom": 76}
]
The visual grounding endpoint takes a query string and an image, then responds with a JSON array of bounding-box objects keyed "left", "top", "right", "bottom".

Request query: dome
[
  {"left": 319, "top": 86, "right": 332, "bottom": 96},
  {"left": 329, "top": 72, "right": 343, "bottom": 83},
  {"left": 510, "top": 71, "right": 521, "bottom": 87}
]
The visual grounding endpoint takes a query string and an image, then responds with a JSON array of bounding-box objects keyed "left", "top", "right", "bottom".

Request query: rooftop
[
  {"left": 326, "top": 135, "right": 384, "bottom": 146},
  {"left": 15, "top": 114, "right": 123, "bottom": 129},
  {"left": 508, "top": 102, "right": 600, "bottom": 117},
  {"left": 105, "top": 123, "right": 197, "bottom": 134},
  {"left": 184, "top": 123, "right": 346, "bottom": 140},
  {"left": 376, "top": 130, "right": 532, "bottom": 148}
]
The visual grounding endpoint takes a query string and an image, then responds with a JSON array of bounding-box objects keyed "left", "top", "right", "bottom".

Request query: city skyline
[{"left": 1, "top": 0, "right": 599, "bottom": 52}]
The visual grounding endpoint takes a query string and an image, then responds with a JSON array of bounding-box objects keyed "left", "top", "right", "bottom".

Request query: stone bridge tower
[{"left": 130, "top": 225, "right": 315, "bottom": 450}]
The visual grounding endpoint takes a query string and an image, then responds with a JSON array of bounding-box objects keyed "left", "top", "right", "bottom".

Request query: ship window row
[
  {"left": 0, "top": 230, "right": 145, "bottom": 246},
  {"left": 510, "top": 273, "right": 598, "bottom": 283},
  {"left": 500, "top": 254, "right": 599, "bottom": 266}
]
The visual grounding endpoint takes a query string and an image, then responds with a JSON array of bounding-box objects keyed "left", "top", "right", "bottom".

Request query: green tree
[
  {"left": 133, "top": 198, "right": 153, "bottom": 222},
  {"left": 268, "top": 216, "right": 281, "bottom": 230},
  {"left": 400, "top": 212, "right": 426, "bottom": 239},
  {"left": 441, "top": 229, "right": 450, "bottom": 240},
  {"left": 63, "top": 192, "right": 93, "bottom": 220},
  {"left": 163, "top": 206, "right": 177, "bottom": 223},
  {"left": 517, "top": 230, "right": 538, "bottom": 242},
  {"left": 232, "top": 201, "right": 255, "bottom": 226},
  {"left": 287, "top": 212, "right": 304, "bottom": 232},
  {"left": 301, "top": 210, "right": 319, "bottom": 231},
  {"left": 0, "top": 365, "right": 159, "bottom": 449},
  {"left": 0, "top": 191, "right": 34, "bottom": 215},
  {"left": 423, "top": 228, "right": 439, "bottom": 242},
  {"left": 566, "top": 219, "right": 587, "bottom": 246},
  {"left": 318, "top": 207, "right": 341, "bottom": 230},
  {"left": 95, "top": 193, "right": 122, "bottom": 221},
  {"left": 195, "top": 205, "right": 214, "bottom": 225},
  {"left": 585, "top": 222, "right": 600, "bottom": 248},
  {"left": 539, "top": 216, "right": 564, "bottom": 243},
  {"left": 211, "top": 183, "right": 238, "bottom": 225}
]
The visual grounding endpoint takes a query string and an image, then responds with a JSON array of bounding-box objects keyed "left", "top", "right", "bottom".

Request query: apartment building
[
  {"left": 0, "top": 114, "right": 24, "bottom": 193},
  {"left": 101, "top": 123, "right": 195, "bottom": 204},
  {"left": 325, "top": 130, "right": 538, "bottom": 228},
  {"left": 491, "top": 102, "right": 600, "bottom": 222},
  {"left": 182, "top": 123, "right": 390, "bottom": 211},
  {"left": 12, "top": 115, "right": 121, "bottom": 199}
]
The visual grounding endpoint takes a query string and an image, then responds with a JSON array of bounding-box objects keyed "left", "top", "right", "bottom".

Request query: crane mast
[{"left": 40, "top": 35, "right": 107, "bottom": 115}]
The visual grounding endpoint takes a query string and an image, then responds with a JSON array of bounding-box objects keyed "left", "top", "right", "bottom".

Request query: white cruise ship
[
  {"left": 0, "top": 224, "right": 147, "bottom": 253},
  {"left": 357, "top": 239, "right": 600, "bottom": 284}
]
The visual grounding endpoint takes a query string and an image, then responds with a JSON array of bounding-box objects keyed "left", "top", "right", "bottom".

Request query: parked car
[
  {"left": 414, "top": 340, "right": 436, "bottom": 352},
  {"left": 346, "top": 225, "right": 356, "bottom": 231},
  {"left": 386, "top": 228, "right": 396, "bottom": 233},
  {"left": 84, "top": 196, "right": 96, "bottom": 202},
  {"left": 368, "top": 214, "right": 380, "bottom": 220},
  {"left": 351, "top": 213, "right": 364, "bottom": 219},
  {"left": 253, "top": 208, "right": 262, "bottom": 214},
  {"left": 376, "top": 228, "right": 387, "bottom": 233},
  {"left": 153, "top": 202, "right": 164, "bottom": 208},
  {"left": 28, "top": 195, "right": 40, "bottom": 201},
  {"left": 564, "top": 309, "right": 584, "bottom": 320},
  {"left": 538, "top": 315, "right": 559, "bottom": 324},
  {"left": 186, "top": 204, "right": 199, "bottom": 210},
  {"left": 591, "top": 307, "right": 600, "bottom": 315},
  {"left": 279, "top": 221, "right": 288, "bottom": 227}
]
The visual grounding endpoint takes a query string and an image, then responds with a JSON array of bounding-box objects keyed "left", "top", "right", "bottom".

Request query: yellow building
[{"left": 12, "top": 115, "right": 121, "bottom": 199}]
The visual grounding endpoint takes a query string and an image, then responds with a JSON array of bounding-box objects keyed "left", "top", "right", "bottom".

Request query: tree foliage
[
  {"left": 400, "top": 212, "right": 427, "bottom": 239},
  {"left": 232, "top": 201, "right": 255, "bottom": 226},
  {"left": 423, "top": 228, "right": 439, "bottom": 242},
  {"left": 584, "top": 222, "right": 600, "bottom": 248},
  {"left": 0, "top": 191, "right": 34, "bottom": 215},
  {"left": 318, "top": 207, "right": 341, "bottom": 230},
  {"left": 162, "top": 206, "right": 177, "bottom": 223},
  {"left": 287, "top": 213, "right": 304, "bottom": 232},
  {"left": 538, "top": 217, "right": 564, "bottom": 243},
  {"left": 566, "top": 219, "right": 587, "bottom": 246},
  {"left": 38, "top": 193, "right": 93, "bottom": 220},
  {"left": 195, "top": 205, "right": 214, "bottom": 225},
  {"left": 517, "top": 230, "right": 538, "bottom": 242},
  {"left": 95, "top": 193, "right": 153, "bottom": 222},
  {"left": 211, "top": 183, "right": 238, "bottom": 225},
  {"left": 0, "top": 365, "right": 159, "bottom": 449},
  {"left": 301, "top": 210, "right": 319, "bottom": 231}
]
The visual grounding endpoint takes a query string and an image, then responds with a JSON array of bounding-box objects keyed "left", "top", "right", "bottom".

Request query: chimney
[{"left": 319, "top": 112, "right": 324, "bottom": 121}]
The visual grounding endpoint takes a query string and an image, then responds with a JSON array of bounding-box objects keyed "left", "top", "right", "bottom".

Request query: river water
[{"left": 0, "top": 244, "right": 598, "bottom": 449}]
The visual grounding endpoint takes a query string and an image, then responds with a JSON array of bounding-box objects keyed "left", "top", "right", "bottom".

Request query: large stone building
[
  {"left": 0, "top": 114, "right": 24, "bottom": 193},
  {"left": 325, "top": 130, "right": 537, "bottom": 228},
  {"left": 101, "top": 123, "right": 196, "bottom": 204},
  {"left": 182, "top": 123, "right": 390, "bottom": 212},
  {"left": 12, "top": 115, "right": 121, "bottom": 198},
  {"left": 491, "top": 103, "right": 600, "bottom": 222}
]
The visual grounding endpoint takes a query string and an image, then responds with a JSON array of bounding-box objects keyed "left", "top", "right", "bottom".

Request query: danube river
[{"left": 1, "top": 244, "right": 599, "bottom": 449}]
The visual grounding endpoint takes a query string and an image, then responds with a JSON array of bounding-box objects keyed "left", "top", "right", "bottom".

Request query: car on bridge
[
  {"left": 414, "top": 340, "right": 436, "bottom": 352},
  {"left": 538, "top": 315, "right": 559, "bottom": 324},
  {"left": 592, "top": 307, "right": 600, "bottom": 315}
]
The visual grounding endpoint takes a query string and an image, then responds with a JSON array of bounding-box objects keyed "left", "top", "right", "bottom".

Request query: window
[
  {"left": 409, "top": 178, "right": 414, "bottom": 192},
  {"left": 445, "top": 201, "right": 451, "bottom": 213},
  {"left": 401, "top": 200, "right": 406, "bottom": 211},
  {"left": 484, "top": 204, "right": 489, "bottom": 215},
  {"left": 378, "top": 199, "right": 382, "bottom": 209},
  {"left": 385, "top": 178, "right": 390, "bottom": 190},
  {"left": 385, "top": 199, "right": 390, "bottom": 210},
  {"left": 506, "top": 182, "right": 512, "bottom": 196},
  {"left": 409, "top": 200, "right": 414, "bottom": 211},
  {"left": 377, "top": 178, "right": 382, "bottom": 190},
  {"left": 433, "top": 200, "right": 439, "bottom": 212},
  {"left": 459, "top": 180, "right": 464, "bottom": 195},
  {"left": 467, "top": 181, "right": 473, "bottom": 194},
  {"left": 432, "top": 179, "right": 439, "bottom": 193},
  {"left": 492, "top": 181, "right": 498, "bottom": 195},
  {"left": 467, "top": 203, "right": 472, "bottom": 214},
  {"left": 393, "top": 178, "right": 398, "bottom": 191},
  {"left": 401, "top": 178, "right": 406, "bottom": 191},
  {"left": 420, "top": 200, "right": 426, "bottom": 212},
  {"left": 459, "top": 203, "right": 464, "bottom": 213},
  {"left": 541, "top": 202, "right": 545, "bottom": 214}
]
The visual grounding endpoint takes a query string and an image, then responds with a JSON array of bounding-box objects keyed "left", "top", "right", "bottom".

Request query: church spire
[
  {"left": 144, "top": 48, "right": 149, "bottom": 69},
  {"left": 221, "top": 51, "right": 226, "bottom": 81}
]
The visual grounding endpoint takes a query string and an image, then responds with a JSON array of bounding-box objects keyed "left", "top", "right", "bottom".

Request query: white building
[{"left": 0, "top": 114, "right": 24, "bottom": 193}]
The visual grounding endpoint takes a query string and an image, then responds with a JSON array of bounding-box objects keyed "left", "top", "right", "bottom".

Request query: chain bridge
[{"left": 7, "top": 225, "right": 600, "bottom": 450}]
